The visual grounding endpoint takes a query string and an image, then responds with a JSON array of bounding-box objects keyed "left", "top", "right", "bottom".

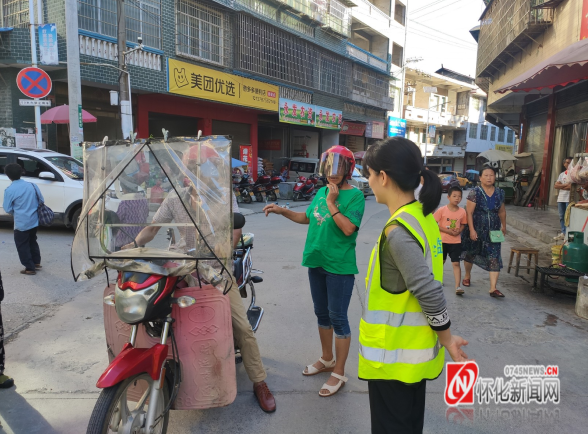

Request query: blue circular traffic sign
[{"left": 16, "top": 67, "right": 52, "bottom": 99}]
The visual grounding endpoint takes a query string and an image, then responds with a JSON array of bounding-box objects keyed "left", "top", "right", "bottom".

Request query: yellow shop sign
[
  {"left": 495, "top": 144, "right": 513, "bottom": 153},
  {"left": 168, "top": 59, "right": 279, "bottom": 112}
]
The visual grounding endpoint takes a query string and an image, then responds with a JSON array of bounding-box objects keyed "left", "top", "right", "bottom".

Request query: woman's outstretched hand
[
  {"left": 263, "top": 203, "right": 284, "bottom": 217},
  {"left": 445, "top": 335, "right": 470, "bottom": 362}
]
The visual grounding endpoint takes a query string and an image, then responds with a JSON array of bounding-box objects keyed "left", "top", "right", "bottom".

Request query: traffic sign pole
[{"left": 29, "top": 0, "right": 42, "bottom": 149}]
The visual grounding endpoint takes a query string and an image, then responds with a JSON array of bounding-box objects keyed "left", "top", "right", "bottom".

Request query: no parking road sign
[{"left": 16, "top": 67, "right": 52, "bottom": 99}]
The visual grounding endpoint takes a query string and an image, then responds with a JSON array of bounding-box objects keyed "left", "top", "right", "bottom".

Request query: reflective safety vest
[{"left": 358, "top": 201, "right": 445, "bottom": 383}]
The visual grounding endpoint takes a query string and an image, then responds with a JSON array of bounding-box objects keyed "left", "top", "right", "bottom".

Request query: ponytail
[{"left": 363, "top": 137, "right": 442, "bottom": 215}]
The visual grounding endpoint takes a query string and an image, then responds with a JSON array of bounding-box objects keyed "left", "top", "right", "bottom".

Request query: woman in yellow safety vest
[{"left": 360, "top": 137, "right": 470, "bottom": 434}]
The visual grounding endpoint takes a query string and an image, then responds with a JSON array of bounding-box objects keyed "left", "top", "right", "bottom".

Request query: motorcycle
[
  {"left": 250, "top": 170, "right": 280, "bottom": 202},
  {"left": 292, "top": 172, "right": 319, "bottom": 201},
  {"left": 72, "top": 136, "right": 264, "bottom": 434},
  {"left": 233, "top": 172, "right": 255, "bottom": 204}
]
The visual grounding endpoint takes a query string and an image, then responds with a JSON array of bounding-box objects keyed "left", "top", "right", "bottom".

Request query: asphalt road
[{"left": 1, "top": 194, "right": 587, "bottom": 433}]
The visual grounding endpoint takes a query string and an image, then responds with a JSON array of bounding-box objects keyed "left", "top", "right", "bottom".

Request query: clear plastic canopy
[{"left": 71, "top": 136, "right": 233, "bottom": 289}]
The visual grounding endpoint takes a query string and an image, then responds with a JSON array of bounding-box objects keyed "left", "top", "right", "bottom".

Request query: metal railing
[
  {"left": 346, "top": 42, "right": 388, "bottom": 72},
  {"left": 78, "top": 0, "right": 117, "bottom": 39},
  {"left": 323, "top": 0, "right": 350, "bottom": 36},
  {"left": 351, "top": 64, "right": 393, "bottom": 110}
]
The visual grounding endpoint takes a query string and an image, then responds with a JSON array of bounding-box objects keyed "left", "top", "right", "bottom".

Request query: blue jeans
[
  {"left": 308, "top": 267, "right": 354, "bottom": 339},
  {"left": 558, "top": 202, "right": 567, "bottom": 234}
]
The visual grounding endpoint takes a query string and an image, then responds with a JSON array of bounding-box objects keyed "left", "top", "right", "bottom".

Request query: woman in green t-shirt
[{"left": 263, "top": 146, "right": 365, "bottom": 397}]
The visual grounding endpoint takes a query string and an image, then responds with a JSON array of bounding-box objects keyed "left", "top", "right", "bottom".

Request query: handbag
[
  {"left": 479, "top": 187, "right": 504, "bottom": 243},
  {"left": 32, "top": 184, "right": 54, "bottom": 226}
]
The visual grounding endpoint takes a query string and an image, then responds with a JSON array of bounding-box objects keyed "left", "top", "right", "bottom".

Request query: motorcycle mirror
[{"left": 234, "top": 212, "right": 246, "bottom": 230}]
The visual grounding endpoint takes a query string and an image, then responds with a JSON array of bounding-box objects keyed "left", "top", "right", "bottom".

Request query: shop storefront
[
  {"left": 339, "top": 121, "right": 366, "bottom": 152},
  {"left": 137, "top": 59, "right": 280, "bottom": 177}
]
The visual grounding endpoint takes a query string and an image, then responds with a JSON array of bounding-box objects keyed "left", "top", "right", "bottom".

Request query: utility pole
[
  {"left": 28, "top": 0, "right": 42, "bottom": 148},
  {"left": 117, "top": 0, "right": 133, "bottom": 139},
  {"left": 65, "top": 0, "right": 84, "bottom": 155}
]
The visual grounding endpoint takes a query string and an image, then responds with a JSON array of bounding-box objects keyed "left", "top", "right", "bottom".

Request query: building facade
[
  {"left": 403, "top": 67, "right": 515, "bottom": 173},
  {"left": 0, "top": 0, "right": 406, "bottom": 176},
  {"left": 474, "top": 0, "right": 587, "bottom": 206}
]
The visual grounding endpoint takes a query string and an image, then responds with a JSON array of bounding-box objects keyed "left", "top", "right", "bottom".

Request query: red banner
[
  {"left": 239, "top": 145, "right": 253, "bottom": 173},
  {"left": 340, "top": 121, "right": 366, "bottom": 136},
  {"left": 259, "top": 139, "right": 281, "bottom": 150},
  {"left": 582, "top": 0, "right": 588, "bottom": 40}
]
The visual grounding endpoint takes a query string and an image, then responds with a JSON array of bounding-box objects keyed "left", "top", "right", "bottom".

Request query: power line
[
  {"left": 411, "top": 0, "right": 465, "bottom": 20},
  {"left": 407, "top": 28, "right": 477, "bottom": 51},
  {"left": 409, "top": 0, "right": 455, "bottom": 16},
  {"left": 408, "top": 21, "right": 478, "bottom": 46}
]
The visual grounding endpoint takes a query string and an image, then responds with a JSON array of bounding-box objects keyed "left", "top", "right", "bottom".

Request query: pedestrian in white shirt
[{"left": 554, "top": 157, "right": 573, "bottom": 240}]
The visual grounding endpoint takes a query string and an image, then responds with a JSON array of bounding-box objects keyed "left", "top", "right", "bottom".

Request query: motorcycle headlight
[{"left": 114, "top": 272, "right": 173, "bottom": 325}]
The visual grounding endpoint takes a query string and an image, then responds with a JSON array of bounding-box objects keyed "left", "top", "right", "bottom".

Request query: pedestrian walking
[
  {"left": 360, "top": 137, "right": 469, "bottom": 434},
  {"left": 461, "top": 165, "right": 507, "bottom": 297},
  {"left": 2, "top": 163, "right": 43, "bottom": 275},
  {"left": 0, "top": 270, "right": 15, "bottom": 388},
  {"left": 554, "top": 157, "right": 573, "bottom": 240},
  {"left": 263, "top": 146, "right": 365, "bottom": 397},
  {"left": 434, "top": 186, "right": 467, "bottom": 295}
]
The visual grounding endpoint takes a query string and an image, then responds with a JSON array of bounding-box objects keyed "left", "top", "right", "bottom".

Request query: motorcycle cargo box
[{"left": 103, "top": 284, "right": 237, "bottom": 410}]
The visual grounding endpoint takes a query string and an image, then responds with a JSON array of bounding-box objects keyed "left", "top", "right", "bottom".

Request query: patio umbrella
[
  {"left": 231, "top": 158, "right": 248, "bottom": 167},
  {"left": 477, "top": 149, "right": 517, "bottom": 162},
  {"left": 354, "top": 151, "right": 366, "bottom": 159},
  {"left": 466, "top": 169, "right": 479, "bottom": 174},
  {"left": 40, "top": 104, "right": 97, "bottom": 124}
]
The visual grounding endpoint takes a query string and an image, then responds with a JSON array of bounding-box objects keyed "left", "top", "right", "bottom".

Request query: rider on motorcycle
[{"left": 122, "top": 144, "right": 276, "bottom": 413}]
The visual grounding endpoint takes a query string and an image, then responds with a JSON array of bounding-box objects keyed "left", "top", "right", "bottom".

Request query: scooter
[
  {"left": 251, "top": 170, "right": 280, "bottom": 202},
  {"left": 292, "top": 172, "right": 319, "bottom": 201},
  {"left": 233, "top": 172, "right": 255, "bottom": 204}
]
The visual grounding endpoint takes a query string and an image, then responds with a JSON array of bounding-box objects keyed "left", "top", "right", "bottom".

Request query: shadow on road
[{"left": 0, "top": 387, "right": 59, "bottom": 434}]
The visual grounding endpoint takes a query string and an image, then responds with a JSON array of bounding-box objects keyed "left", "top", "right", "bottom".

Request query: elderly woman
[{"left": 461, "top": 165, "right": 507, "bottom": 297}]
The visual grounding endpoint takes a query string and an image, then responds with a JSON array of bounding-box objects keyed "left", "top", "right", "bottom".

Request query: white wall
[{"left": 322, "top": 130, "right": 339, "bottom": 150}]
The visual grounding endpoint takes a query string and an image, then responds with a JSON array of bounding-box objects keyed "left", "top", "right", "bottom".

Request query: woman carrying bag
[
  {"left": 360, "top": 138, "right": 469, "bottom": 434},
  {"left": 263, "top": 146, "right": 365, "bottom": 397},
  {"left": 461, "top": 165, "right": 507, "bottom": 297}
]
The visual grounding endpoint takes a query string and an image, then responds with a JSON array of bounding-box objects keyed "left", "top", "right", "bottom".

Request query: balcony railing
[
  {"left": 346, "top": 42, "right": 388, "bottom": 72},
  {"left": 353, "top": 0, "right": 391, "bottom": 27},
  {"left": 403, "top": 106, "right": 468, "bottom": 129},
  {"left": 322, "top": 0, "right": 351, "bottom": 36},
  {"left": 476, "top": 0, "right": 554, "bottom": 78}
]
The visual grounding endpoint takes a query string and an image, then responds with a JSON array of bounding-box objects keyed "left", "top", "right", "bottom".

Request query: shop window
[
  {"left": 78, "top": 0, "right": 162, "bottom": 49},
  {"left": 490, "top": 126, "right": 496, "bottom": 141},
  {"left": 507, "top": 129, "right": 514, "bottom": 143},
  {"left": 498, "top": 128, "right": 505, "bottom": 142},
  {"left": 392, "top": 43, "right": 403, "bottom": 67},
  {"left": 480, "top": 124, "right": 488, "bottom": 140},
  {"left": 177, "top": 0, "right": 229, "bottom": 65},
  {"left": 469, "top": 123, "right": 478, "bottom": 139},
  {"left": 2, "top": 0, "right": 29, "bottom": 27},
  {"left": 0, "top": 153, "right": 8, "bottom": 174}
]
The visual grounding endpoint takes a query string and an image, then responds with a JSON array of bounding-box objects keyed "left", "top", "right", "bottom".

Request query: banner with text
[
  {"left": 315, "top": 106, "right": 342, "bottom": 130},
  {"left": 39, "top": 24, "right": 58, "bottom": 66},
  {"left": 168, "top": 59, "right": 279, "bottom": 112},
  {"left": 279, "top": 98, "right": 341, "bottom": 130}
]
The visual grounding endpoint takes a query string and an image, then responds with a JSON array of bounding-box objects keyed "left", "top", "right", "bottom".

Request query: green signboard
[
  {"left": 279, "top": 98, "right": 342, "bottom": 130},
  {"left": 78, "top": 104, "right": 83, "bottom": 129}
]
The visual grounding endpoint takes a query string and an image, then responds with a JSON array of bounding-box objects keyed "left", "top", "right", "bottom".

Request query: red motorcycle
[
  {"left": 251, "top": 170, "right": 281, "bottom": 202},
  {"left": 292, "top": 172, "right": 319, "bottom": 201}
]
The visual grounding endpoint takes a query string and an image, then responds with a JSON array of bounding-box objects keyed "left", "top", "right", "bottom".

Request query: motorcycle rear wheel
[
  {"left": 268, "top": 191, "right": 277, "bottom": 201},
  {"left": 86, "top": 373, "right": 170, "bottom": 434},
  {"left": 242, "top": 191, "right": 253, "bottom": 204}
]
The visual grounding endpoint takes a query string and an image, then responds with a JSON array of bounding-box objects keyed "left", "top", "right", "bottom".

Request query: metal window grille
[
  {"left": 177, "top": 0, "right": 231, "bottom": 66},
  {"left": 237, "top": 14, "right": 349, "bottom": 97},
  {"left": 490, "top": 126, "right": 496, "bottom": 141},
  {"left": 352, "top": 64, "right": 391, "bottom": 106},
  {"left": 2, "top": 0, "right": 29, "bottom": 28},
  {"left": 237, "top": 0, "right": 277, "bottom": 21},
  {"left": 469, "top": 123, "right": 478, "bottom": 139},
  {"left": 366, "top": 107, "right": 386, "bottom": 119},
  {"left": 507, "top": 129, "right": 514, "bottom": 143},
  {"left": 498, "top": 128, "right": 505, "bottom": 142},
  {"left": 279, "top": 12, "right": 315, "bottom": 37},
  {"left": 279, "top": 0, "right": 313, "bottom": 17},
  {"left": 280, "top": 86, "right": 313, "bottom": 104},
  {"left": 78, "top": 0, "right": 117, "bottom": 37},
  {"left": 344, "top": 102, "right": 365, "bottom": 115},
  {"left": 324, "top": 0, "right": 350, "bottom": 37},
  {"left": 126, "top": 0, "right": 161, "bottom": 49},
  {"left": 480, "top": 124, "right": 488, "bottom": 140}
]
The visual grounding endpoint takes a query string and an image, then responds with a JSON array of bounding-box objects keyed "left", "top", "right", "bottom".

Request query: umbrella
[
  {"left": 477, "top": 150, "right": 517, "bottom": 162},
  {"left": 354, "top": 151, "right": 366, "bottom": 159},
  {"left": 466, "top": 169, "right": 479, "bottom": 174},
  {"left": 40, "top": 104, "right": 97, "bottom": 124},
  {"left": 231, "top": 158, "right": 248, "bottom": 167}
]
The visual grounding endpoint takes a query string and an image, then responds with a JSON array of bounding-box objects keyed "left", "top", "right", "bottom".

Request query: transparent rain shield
[
  {"left": 71, "top": 137, "right": 233, "bottom": 290},
  {"left": 318, "top": 153, "right": 347, "bottom": 178}
]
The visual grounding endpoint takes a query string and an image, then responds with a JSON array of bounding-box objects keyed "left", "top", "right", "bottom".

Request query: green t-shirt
[{"left": 302, "top": 186, "right": 365, "bottom": 275}]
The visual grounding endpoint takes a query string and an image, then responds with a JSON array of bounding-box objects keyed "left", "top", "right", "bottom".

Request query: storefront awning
[{"left": 496, "top": 38, "right": 588, "bottom": 94}]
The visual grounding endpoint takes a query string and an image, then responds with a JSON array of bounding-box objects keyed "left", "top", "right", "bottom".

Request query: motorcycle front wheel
[
  {"left": 87, "top": 373, "right": 170, "bottom": 434},
  {"left": 242, "top": 191, "right": 253, "bottom": 204},
  {"left": 293, "top": 192, "right": 300, "bottom": 201}
]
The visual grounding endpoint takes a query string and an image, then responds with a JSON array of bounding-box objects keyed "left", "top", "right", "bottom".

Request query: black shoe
[{"left": 0, "top": 374, "right": 14, "bottom": 388}]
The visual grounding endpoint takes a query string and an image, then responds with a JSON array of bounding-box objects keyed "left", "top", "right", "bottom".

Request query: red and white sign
[
  {"left": 365, "top": 121, "right": 385, "bottom": 139},
  {"left": 16, "top": 67, "right": 52, "bottom": 99},
  {"left": 340, "top": 121, "right": 366, "bottom": 136},
  {"left": 239, "top": 145, "right": 253, "bottom": 173},
  {"left": 445, "top": 362, "right": 479, "bottom": 406}
]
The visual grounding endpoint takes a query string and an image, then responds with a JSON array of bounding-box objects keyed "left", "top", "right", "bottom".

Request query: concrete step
[{"left": 505, "top": 223, "right": 557, "bottom": 267}]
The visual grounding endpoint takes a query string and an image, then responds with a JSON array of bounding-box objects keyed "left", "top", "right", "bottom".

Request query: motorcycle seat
[{"left": 237, "top": 233, "right": 254, "bottom": 249}]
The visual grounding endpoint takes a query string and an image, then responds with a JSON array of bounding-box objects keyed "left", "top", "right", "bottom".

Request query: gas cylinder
[{"left": 562, "top": 231, "right": 588, "bottom": 282}]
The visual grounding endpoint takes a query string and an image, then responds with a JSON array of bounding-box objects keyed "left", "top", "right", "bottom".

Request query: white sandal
[
  {"left": 302, "top": 357, "right": 336, "bottom": 376},
  {"left": 319, "top": 373, "right": 348, "bottom": 397}
]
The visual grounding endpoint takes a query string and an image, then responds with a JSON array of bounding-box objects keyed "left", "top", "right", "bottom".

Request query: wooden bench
[{"left": 507, "top": 248, "right": 539, "bottom": 277}]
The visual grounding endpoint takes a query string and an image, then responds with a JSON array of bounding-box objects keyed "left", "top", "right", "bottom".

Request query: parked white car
[
  {"left": 350, "top": 167, "right": 372, "bottom": 197},
  {"left": 0, "top": 147, "right": 84, "bottom": 229}
]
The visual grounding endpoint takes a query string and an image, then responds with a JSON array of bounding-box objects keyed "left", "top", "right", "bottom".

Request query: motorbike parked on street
[
  {"left": 233, "top": 172, "right": 255, "bottom": 203},
  {"left": 292, "top": 172, "right": 319, "bottom": 201},
  {"left": 250, "top": 170, "right": 281, "bottom": 202},
  {"left": 72, "top": 136, "right": 265, "bottom": 434}
]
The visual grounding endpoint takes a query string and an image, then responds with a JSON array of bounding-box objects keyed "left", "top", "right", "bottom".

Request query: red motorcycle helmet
[{"left": 318, "top": 146, "right": 355, "bottom": 180}]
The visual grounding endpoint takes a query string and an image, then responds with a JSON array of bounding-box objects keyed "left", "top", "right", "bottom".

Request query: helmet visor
[{"left": 318, "top": 152, "right": 348, "bottom": 178}]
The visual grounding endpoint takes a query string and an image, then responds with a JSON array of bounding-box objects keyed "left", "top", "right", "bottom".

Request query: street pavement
[{"left": 1, "top": 194, "right": 587, "bottom": 433}]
